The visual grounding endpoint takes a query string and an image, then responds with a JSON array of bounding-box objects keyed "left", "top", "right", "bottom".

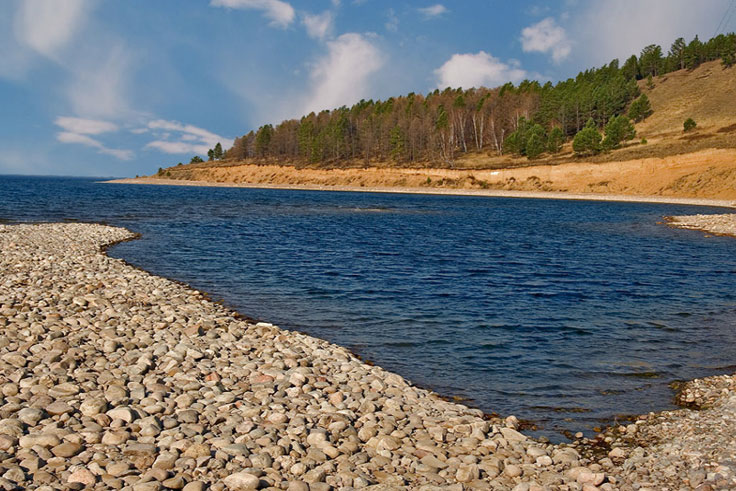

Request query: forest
[{"left": 212, "top": 33, "right": 735, "bottom": 166}]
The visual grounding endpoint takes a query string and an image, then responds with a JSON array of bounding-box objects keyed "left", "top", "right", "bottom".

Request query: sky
[{"left": 0, "top": 0, "right": 733, "bottom": 177}]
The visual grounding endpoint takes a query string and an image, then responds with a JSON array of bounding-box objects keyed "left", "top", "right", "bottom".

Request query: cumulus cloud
[
  {"left": 435, "top": 51, "right": 527, "bottom": 90},
  {"left": 303, "top": 11, "right": 334, "bottom": 40},
  {"left": 210, "top": 0, "right": 295, "bottom": 28},
  {"left": 418, "top": 4, "right": 448, "bottom": 19},
  {"left": 301, "top": 33, "right": 384, "bottom": 115},
  {"left": 55, "top": 117, "right": 132, "bottom": 160},
  {"left": 571, "top": 0, "right": 729, "bottom": 64},
  {"left": 520, "top": 17, "right": 571, "bottom": 63},
  {"left": 145, "top": 120, "right": 228, "bottom": 156},
  {"left": 13, "top": 0, "right": 90, "bottom": 60}
]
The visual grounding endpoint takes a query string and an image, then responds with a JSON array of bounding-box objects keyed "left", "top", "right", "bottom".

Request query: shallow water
[{"left": 2, "top": 175, "right": 736, "bottom": 440}]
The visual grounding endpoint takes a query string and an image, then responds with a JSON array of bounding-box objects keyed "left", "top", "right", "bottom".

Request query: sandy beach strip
[
  {"left": 2, "top": 222, "right": 736, "bottom": 489},
  {"left": 105, "top": 178, "right": 736, "bottom": 210}
]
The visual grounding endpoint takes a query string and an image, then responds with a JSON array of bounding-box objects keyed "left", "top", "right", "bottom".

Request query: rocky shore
[
  {"left": 666, "top": 213, "right": 736, "bottom": 237},
  {"left": 1, "top": 222, "right": 735, "bottom": 490}
]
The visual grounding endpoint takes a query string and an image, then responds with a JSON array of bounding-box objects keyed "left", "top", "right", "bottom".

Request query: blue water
[{"left": 2, "top": 175, "right": 736, "bottom": 439}]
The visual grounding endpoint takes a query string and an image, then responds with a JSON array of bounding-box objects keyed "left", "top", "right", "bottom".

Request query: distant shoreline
[{"left": 104, "top": 177, "right": 736, "bottom": 209}]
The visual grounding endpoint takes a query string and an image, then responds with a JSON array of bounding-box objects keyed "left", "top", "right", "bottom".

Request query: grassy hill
[{"left": 144, "top": 60, "right": 736, "bottom": 200}]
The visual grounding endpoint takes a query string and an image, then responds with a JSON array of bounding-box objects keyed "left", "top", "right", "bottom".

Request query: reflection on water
[{"left": 2, "top": 175, "right": 736, "bottom": 440}]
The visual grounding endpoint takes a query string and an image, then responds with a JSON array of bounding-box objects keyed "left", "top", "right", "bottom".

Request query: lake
[{"left": 2, "top": 175, "right": 735, "bottom": 440}]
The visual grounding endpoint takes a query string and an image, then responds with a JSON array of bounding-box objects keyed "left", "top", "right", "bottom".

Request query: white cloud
[
  {"left": 56, "top": 131, "right": 133, "bottom": 160},
  {"left": 54, "top": 116, "right": 132, "bottom": 160},
  {"left": 385, "top": 8, "right": 399, "bottom": 32},
  {"left": 145, "top": 140, "right": 211, "bottom": 155},
  {"left": 520, "top": 17, "right": 571, "bottom": 63},
  {"left": 435, "top": 51, "right": 527, "bottom": 90},
  {"left": 418, "top": 4, "right": 448, "bottom": 18},
  {"left": 210, "top": 0, "right": 295, "bottom": 28},
  {"left": 571, "top": 0, "right": 729, "bottom": 65},
  {"left": 55, "top": 117, "right": 118, "bottom": 135},
  {"left": 301, "top": 33, "right": 384, "bottom": 115},
  {"left": 66, "top": 43, "right": 134, "bottom": 119},
  {"left": 145, "top": 120, "right": 228, "bottom": 156},
  {"left": 13, "top": 0, "right": 90, "bottom": 60},
  {"left": 303, "top": 11, "right": 334, "bottom": 40}
]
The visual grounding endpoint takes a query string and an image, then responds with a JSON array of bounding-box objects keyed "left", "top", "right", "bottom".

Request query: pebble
[{"left": 0, "top": 222, "right": 733, "bottom": 489}]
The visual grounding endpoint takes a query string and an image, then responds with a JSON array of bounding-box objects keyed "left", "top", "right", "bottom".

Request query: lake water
[{"left": 2, "top": 175, "right": 735, "bottom": 440}]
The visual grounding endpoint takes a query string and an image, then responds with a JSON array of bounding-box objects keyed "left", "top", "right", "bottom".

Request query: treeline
[{"left": 221, "top": 33, "right": 735, "bottom": 165}]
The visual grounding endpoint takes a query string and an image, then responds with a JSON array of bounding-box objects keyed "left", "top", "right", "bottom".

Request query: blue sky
[{"left": 0, "top": 0, "right": 732, "bottom": 177}]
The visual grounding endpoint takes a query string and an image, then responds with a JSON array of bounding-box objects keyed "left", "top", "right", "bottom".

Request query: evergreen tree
[
  {"left": 546, "top": 127, "right": 565, "bottom": 153},
  {"left": 622, "top": 55, "right": 640, "bottom": 80},
  {"left": 573, "top": 126, "right": 602, "bottom": 155},
  {"left": 639, "top": 44, "right": 664, "bottom": 77},
  {"left": 213, "top": 142, "right": 223, "bottom": 160},
  {"left": 683, "top": 118, "right": 697, "bottom": 132},
  {"left": 628, "top": 94, "right": 652, "bottom": 122},
  {"left": 190, "top": 156, "right": 204, "bottom": 163},
  {"left": 669, "top": 37, "right": 687, "bottom": 70},
  {"left": 504, "top": 117, "right": 533, "bottom": 156},
  {"left": 207, "top": 149, "right": 215, "bottom": 161},
  {"left": 526, "top": 131, "right": 546, "bottom": 159},
  {"left": 255, "top": 125, "right": 273, "bottom": 157},
  {"left": 389, "top": 126, "right": 406, "bottom": 161},
  {"left": 684, "top": 36, "right": 703, "bottom": 69},
  {"left": 602, "top": 115, "right": 636, "bottom": 150}
]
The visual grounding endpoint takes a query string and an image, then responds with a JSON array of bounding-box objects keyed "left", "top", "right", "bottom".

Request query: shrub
[{"left": 683, "top": 118, "right": 697, "bottom": 132}]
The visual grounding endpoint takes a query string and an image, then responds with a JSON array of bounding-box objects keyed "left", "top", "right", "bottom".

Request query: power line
[
  {"left": 714, "top": 0, "right": 736, "bottom": 37},
  {"left": 724, "top": 3, "right": 736, "bottom": 33}
]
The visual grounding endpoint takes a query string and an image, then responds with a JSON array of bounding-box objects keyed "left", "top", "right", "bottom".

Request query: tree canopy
[{"left": 220, "top": 32, "right": 734, "bottom": 166}]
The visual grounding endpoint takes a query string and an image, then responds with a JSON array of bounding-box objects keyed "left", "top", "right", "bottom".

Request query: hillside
[{"left": 139, "top": 60, "right": 736, "bottom": 200}]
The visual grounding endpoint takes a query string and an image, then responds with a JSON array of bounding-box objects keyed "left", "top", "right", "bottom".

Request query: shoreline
[
  {"left": 2, "top": 221, "right": 736, "bottom": 488},
  {"left": 104, "top": 177, "right": 736, "bottom": 210}
]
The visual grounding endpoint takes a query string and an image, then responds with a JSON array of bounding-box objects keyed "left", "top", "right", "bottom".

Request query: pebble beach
[{"left": 1, "top": 219, "right": 736, "bottom": 490}]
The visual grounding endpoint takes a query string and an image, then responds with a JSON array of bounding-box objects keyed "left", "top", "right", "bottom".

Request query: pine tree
[
  {"left": 255, "top": 125, "right": 273, "bottom": 157},
  {"left": 669, "top": 37, "right": 687, "bottom": 70},
  {"left": 546, "top": 127, "right": 565, "bottom": 153},
  {"left": 622, "top": 55, "right": 640, "bottom": 80},
  {"left": 639, "top": 44, "right": 664, "bottom": 77},
  {"left": 602, "top": 115, "right": 636, "bottom": 150},
  {"left": 683, "top": 118, "right": 697, "bottom": 132},
  {"left": 213, "top": 143, "right": 223, "bottom": 160},
  {"left": 628, "top": 94, "right": 652, "bottom": 122},
  {"left": 389, "top": 126, "right": 406, "bottom": 161},
  {"left": 573, "top": 126, "right": 602, "bottom": 156},
  {"left": 526, "top": 131, "right": 546, "bottom": 159}
]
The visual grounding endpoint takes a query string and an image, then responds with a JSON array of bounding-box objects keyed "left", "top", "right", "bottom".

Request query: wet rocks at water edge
[
  {"left": 0, "top": 222, "right": 735, "bottom": 489},
  {"left": 667, "top": 213, "right": 736, "bottom": 237}
]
